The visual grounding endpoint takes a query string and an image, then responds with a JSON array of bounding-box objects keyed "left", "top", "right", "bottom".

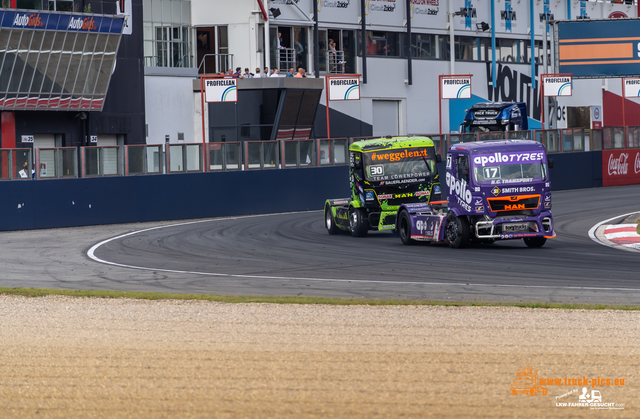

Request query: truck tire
[
  {"left": 325, "top": 205, "right": 341, "bottom": 235},
  {"left": 349, "top": 207, "right": 369, "bottom": 237},
  {"left": 445, "top": 212, "right": 470, "bottom": 248},
  {"left": 398, "top": 210, "right": 414, "bottom": 245},
  {"left": 524, "top": 237, "right": 546, "bottom": 248}
]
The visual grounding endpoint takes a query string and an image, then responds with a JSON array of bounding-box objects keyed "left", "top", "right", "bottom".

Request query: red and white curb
[
  {"left": 603, "top": 224, "right": 640, "bottom": 250},
  {"left": 589, "top": 212, "right": 640, "bottom": 253}
]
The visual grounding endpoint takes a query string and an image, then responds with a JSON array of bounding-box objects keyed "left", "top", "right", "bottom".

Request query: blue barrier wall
[
  {"left": 0, "top": 166, "right": 350, "bottom": 231},
  {"left": 0, "top": 151, "right": 603, "bottom": 232},
  {"left": 548, "top": 151, "right": 602, "bottom": 190}
]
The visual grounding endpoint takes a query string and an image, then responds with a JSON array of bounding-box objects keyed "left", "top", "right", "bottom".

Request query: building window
[
  {"left": 143, "top": 0, "right": 195, "bottom": 68},
  {"left": 358, "top": 31, "right": 403, "bottom": 57}
]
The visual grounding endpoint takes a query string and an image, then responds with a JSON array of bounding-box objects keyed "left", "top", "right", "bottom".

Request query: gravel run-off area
[{"left": 0, "top": 296, "right": 638, "bottom": 418}]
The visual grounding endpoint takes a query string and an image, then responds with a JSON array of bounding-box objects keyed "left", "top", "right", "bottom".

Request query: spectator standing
[
  {"left": 254, "top": 67, "right": 262, "bottom": 77},
  {"left": 294, "top": 68, "right": 307, "bottom": 78},
  {"left": 243, "top": 68, "right": 253, "bottom": 78},
  {"left": 234, "top": 67, "right": 243, "bottom": 78},
  {"left": 270, "top": 68, "right": 279, "bottom": 77},
  {"left": 285, "top": 68, "right": 295, "bottom": 77},
  {"left": 262, "top": 67, "right": 269, "bottom": 78}
]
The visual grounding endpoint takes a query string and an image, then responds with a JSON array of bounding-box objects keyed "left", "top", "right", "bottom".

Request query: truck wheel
[
  {"left": 445, "top": 212, "right": 470, "bottom": 248},
  {"left": 524, "top": 237, "right": 547, "bottom": 248},
  {"left": 399, "top": 210, "right": 414, "bottom": 245},
  {"left": 325, "top": 205, "right": 340, "bottom": 235},
  {"left": 349, "top": 207, "right": 369, "bottom": 237}
]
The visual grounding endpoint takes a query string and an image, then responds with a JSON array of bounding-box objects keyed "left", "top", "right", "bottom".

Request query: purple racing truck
[{"left": 396, "top": 140, "right": 555, "bottom": 248}]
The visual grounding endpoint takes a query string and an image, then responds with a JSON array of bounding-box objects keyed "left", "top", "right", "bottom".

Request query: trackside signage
[
  {"left": 543, "top": 75, "right": 572, "bottom": 97},
  {"left": 204, "top": 78, "right": 237, "bottom": 103},
  {"left": 328, "top": 76, "right": 360, "bottom": 101},
  {"left": 602, "top": 150, "right": 640, "bottom": 187},
  {"left": 0, "top": 10, "right": 124, "bottom": 34},
  {"left": 623, "top": 78, "right": 640, "bottom": 98},
  {"left": 440, "top": 76, "right": 471, "bottom": 99}
]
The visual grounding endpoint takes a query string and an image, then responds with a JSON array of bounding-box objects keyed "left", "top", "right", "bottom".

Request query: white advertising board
[
  {"left": 328, "top": 76, "right": 360, "bottom": 101},
  {"left": 542, "top": 75, "right": 572, "bottom": 97},
  {"left": 317, "top": 0, "right": 359, "bottom": 25},
  {"left": 494, "top": 0, "right": 527, "bottom": 35},
  {"left": 365, "top": 0, "right": 405, "bottom": 27},
  {"left": 624, "top": 78, "right": 640, "bottom": 98},
  {"left": 204, "top": 78, "right": 237, "bottom": 103},
  {"left": 440, "top": 76, "right": 471, "bottom": 99},
  {"left": 409, "top": 0, "right": 446, "bottom": 31}
]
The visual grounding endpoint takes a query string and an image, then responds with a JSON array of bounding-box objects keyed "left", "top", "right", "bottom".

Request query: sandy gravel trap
[{"left": 0, "top": 296, "right": 638, "bottom": 418}]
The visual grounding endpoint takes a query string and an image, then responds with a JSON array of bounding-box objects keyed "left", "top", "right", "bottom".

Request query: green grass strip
[
  {"left": 0, "top": 287, "right": 638, "bottom": 310},
  {"left": 637, "top": 221, "right": 640, "bottom": 235}
]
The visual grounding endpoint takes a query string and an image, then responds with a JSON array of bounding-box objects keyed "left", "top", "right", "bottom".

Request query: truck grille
[{"left": 487, "top": 195, "right": 540, "bottom": 212}]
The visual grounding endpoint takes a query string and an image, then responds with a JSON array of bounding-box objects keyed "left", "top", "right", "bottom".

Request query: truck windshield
[
  {"left": 473, "top": 161, "right": 547, "bottom": 183},
  {"left": 364, "top": 147, "right": 436, "bottom": 182}
]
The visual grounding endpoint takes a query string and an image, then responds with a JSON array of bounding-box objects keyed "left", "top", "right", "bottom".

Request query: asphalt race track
[{"left": 85, "top": 184, "right": 640, "bottom": 305}]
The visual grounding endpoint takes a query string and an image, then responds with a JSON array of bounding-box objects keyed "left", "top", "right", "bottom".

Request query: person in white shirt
[
  {"left": 262, "top": 67, "right": 269, "bottom": 78},
  {"left": 270, "top": 68, "right": 280, "bottom": 77}
]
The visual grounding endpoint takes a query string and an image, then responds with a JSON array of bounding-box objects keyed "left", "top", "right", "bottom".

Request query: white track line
[
  {"left": 88, "top": 212, "right": 640, "bottom": 293},
  {"left": 588, "top": 212, "right": 640, "bottom": 250}
]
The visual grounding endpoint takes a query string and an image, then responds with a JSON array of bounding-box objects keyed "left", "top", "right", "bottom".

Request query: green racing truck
[{"left": 324, "top": 136, "right": 442, "bottom": 237}]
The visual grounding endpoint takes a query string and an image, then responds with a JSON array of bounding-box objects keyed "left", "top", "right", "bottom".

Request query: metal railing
[
  {"left": 4, "top": 128, "right": 639, "bottom": 181},
  {"left": 207, "top": 142, "right": 242, "bottom": 171},
  {"left": 167, "top": 143, "right": 203, "bottom": 173},
  {"left": 0, "top": 148, "right": 32, "bottom": 180},
  {"left": 197, "top": 53, "right": 234, "bottom": 75},
  {"left": 318, "top": 138, "right": 349, "bottom": 166},
  {"left": 82, "top": 146, "right": 122, "bottom": 177},
  {"left": 245, "top": 141, "right": 279, "bottom": 169},
  {"left": 36, "top": 147, "right": 78, "bottom": 179},
  {"left": 125, "top": 145, "right": 163, "bottom": 175},
  {"left": 278, "top": 48, "right": 296, "bottom": 71},
  {"left": 281, "top": 139, "right": 316, "bottom": 168},
  {"left": 327, "top": 50, "right": 346, "bottom": 74}
]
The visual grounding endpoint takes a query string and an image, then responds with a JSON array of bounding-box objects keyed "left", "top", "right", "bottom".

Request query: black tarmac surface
[{"left": 2, "top": 185, "right": 639, "bottom": 304}]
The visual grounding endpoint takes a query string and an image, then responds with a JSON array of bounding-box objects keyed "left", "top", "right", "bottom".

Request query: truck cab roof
[
  {"left": 450, "top": 139, "right": 546, "bottom": 155},
  {"left": 350, "top": 136, "right": 435, "bottom": 153}
]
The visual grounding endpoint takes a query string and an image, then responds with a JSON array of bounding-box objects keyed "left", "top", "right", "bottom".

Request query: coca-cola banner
[{"left": 603, "top": 150, "right": 640, "bottom": 187}]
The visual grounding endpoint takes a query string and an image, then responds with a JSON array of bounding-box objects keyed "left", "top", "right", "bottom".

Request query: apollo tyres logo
[{"left": 446, "top": 172, "right": 472, "bottom": 211}]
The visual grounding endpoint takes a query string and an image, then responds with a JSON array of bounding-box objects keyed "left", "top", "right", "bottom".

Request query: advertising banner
[
  {"left": 317, "top": 0, "right": 359, "bottom": 25},
  {"left": 557, "top": 19, "right": 640, "bottom": 78},
  {"left": 328, "top": 76, "right": 360, "bottom": 101},
  {"left": 440, "top": 76, "right": 471, "bottom": 99},
  {"left": 542, "top": 75, "right": 572, "bottom": 97},
  {"left": 204, "top": 78, "right": 237, "bottom": 103},
  {"left": 623, "top": 78, "right": 640, "bottom": 98},
  {"left": 365, "top": 0, "right": 405, "bottom": 27},
  {"left": 603, "top": 149, "right": 640, "bottom": 187},
  {"left": 409, "top": 0, "right": 446, "bottom": 31}
]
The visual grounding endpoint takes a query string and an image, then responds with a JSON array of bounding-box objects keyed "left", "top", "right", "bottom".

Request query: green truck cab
[{"left": 325, "top": 136, "right": 442, "bottom": 237}]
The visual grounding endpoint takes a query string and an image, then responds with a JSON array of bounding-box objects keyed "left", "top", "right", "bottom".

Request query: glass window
[
  {"left": 455, "top": 36, "right": 474, "bottom": 61},
  {"left": 412, "top": 34, "right": 437, "bottom": 59},
  {"left": 144, "top": 0, "right": 195, "bottom": 68},
  {"left": 361, "top": 31, "right": 402, "bottom": 57}
]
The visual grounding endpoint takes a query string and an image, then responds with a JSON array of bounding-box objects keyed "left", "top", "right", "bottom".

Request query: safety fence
[{"left": 2, "top": 128, "right": 639, "bottom": 179}]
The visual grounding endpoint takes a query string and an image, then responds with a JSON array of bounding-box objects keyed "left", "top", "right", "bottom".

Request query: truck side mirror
[
  {"left": 436, "top": 154, "right": 442, "bottom": 163},
  {"left": 548, "top": 158, "right": 554, "bottom": 169}
]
